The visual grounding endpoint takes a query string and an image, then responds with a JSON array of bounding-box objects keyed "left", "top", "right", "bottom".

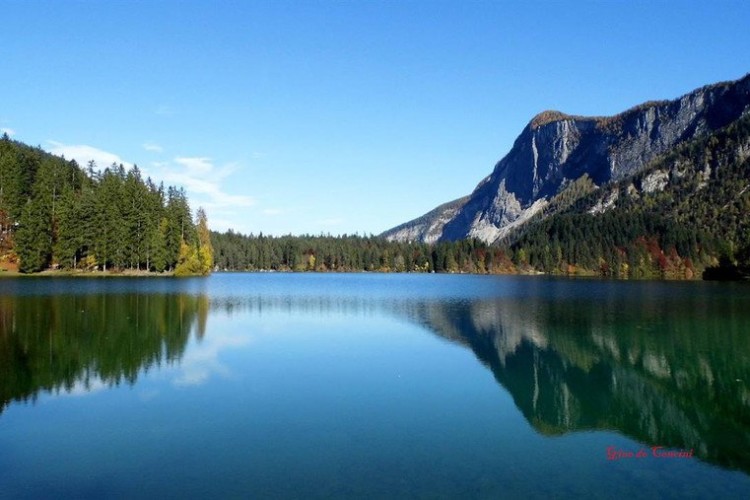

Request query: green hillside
[{"left": 510, "top": 114, "right": 750, "bottom": 279}]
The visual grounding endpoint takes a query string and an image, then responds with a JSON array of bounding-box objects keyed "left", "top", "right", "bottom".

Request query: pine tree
[
  {"left": 150, "top": 217, "right": 170, "bottom": 272},
  {"left": 15, "top": 157, "right": 70, "bottom": 271},
  {"left": 165, "top": 187, "right": 193, "bottom": 270},
  {"left": 53, "top": 184, "right": 82, "bottom": 268},
  {"left": 122, "top": 166, "right": 148, "bottom": 269},
  {"left": 16, "top": 197, "right": 52, "bottom": 272}
]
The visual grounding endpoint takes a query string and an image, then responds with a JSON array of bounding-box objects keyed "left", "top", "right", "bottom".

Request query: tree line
[
  {"left": 211, "top": 231, "right": 515, "bottom": 274},
  {"left": 0, "top": 133, "right": 212, "bottom": 274}
]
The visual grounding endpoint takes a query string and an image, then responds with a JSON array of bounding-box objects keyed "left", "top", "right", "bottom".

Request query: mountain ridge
[
  {"left": 383, "top": 73, "right": 750, "bottom": 245},
  {"left": 509, "top": 110, "right": 750, "bottom": 278}
]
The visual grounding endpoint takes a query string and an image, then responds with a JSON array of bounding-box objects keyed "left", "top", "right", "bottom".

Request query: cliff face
[
  {"left": 381, "top": 196, "right": 468, "bottom": 244},
  {"left": 384, "top": 74, "right": 750, "bottom": 244}
]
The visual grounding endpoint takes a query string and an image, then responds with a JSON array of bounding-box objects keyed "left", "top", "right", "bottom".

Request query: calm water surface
[{"left": 1, "top": 274, "right": 749, "bottom": 498}]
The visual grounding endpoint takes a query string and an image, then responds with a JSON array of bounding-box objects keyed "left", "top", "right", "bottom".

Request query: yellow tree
[
  {"left": 174, "top": 239, "right": 201, "bottom": 276},
  {"left": 175, "top": 208, "right": 213, "bottom": 276},
  {"left": 196, "top": 207, "right": 213, "bottom": 275}
]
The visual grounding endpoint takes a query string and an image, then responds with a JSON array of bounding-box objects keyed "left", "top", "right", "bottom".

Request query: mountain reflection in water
[
  {"left": 401, "top": 295, "right": 750, "bottom": 475},
  {"left": 1, "top": 284, "right": 748, "bottom": 476}
]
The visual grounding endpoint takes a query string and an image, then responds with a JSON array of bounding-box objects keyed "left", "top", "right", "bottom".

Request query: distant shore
[
  {"left": 2, "top": 267, "right": 748, "bottom": 281},
  {"left": 0, "top": 268, "right": 176, "bottom": 278}
]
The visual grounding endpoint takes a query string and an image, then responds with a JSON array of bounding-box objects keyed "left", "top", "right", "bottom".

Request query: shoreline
[
  {"left": 0, "top": 269, "right": 176, "bottom": 278},
  {"left": 1, "top": 267, "right": 747, "bottom": 282}
]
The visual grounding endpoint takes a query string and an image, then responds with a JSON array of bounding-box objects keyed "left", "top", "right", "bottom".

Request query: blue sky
[{"left": 2, "top": 1, "right": 749, "bottom": 236}]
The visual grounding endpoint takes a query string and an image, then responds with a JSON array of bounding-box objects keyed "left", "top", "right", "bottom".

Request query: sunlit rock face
[
  {"left": 382, "top": 197, "right": 468, "bottom": 244},
  {"left": 385, "top": 74, "right": 750, "bottom": 244}
]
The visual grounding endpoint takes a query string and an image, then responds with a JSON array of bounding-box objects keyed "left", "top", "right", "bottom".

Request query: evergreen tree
[
  {"left": 16, "top": 197, "right": 52, "bottom": 272},
  {"left": 53, "top": 184, "right": 82, "bottom": 268}
]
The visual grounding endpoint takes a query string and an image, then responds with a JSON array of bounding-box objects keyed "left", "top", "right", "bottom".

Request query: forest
[
  {"left": 0, "top": 133, "right": 212, "bottom": 275},
  {"left": 210, "top": 231, "right": 514, "bottom": 274},
  {"left": 509, "top": 112, "right": 750, "bottom": 279}
]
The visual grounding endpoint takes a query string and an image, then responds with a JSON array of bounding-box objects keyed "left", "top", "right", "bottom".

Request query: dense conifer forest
[
  {"left": 210, "top": 231, "right": 514, "bottom": 274},
  {"left": 0, "top": 134, "right": 212, "bottom": 274}
]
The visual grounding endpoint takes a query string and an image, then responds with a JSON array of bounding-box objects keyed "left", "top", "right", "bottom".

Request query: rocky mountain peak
[
  {"left": 383, "top": 73, "right": 750, "bottom": 245},
  {"left": 529, "top": 110, "right": 575, "bottom": 129}
]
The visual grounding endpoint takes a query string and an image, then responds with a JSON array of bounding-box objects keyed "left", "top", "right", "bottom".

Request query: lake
[{"left": 1, "top": 273, "right": 749, "bottom": 498}]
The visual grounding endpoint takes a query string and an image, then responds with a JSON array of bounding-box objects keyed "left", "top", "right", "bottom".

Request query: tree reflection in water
[{"left": 1, "top": 286, "right": 748, "bottom": 475}]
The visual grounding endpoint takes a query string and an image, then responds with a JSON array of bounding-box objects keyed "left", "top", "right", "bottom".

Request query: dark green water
[{"left": 1, "top": 274, "right": 749, "bottom": 498}]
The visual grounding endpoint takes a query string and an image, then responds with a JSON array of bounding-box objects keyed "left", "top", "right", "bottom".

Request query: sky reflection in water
[{"left": 1, "top": 274, "right": 749, "bottom": 498}]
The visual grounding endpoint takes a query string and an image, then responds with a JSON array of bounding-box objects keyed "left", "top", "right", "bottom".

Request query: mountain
[
  {"left": 379, "top": 196, "right": 468, "bottom": 244},
  {"left": 510, "top": 112, "right": 750, "bottom": 278},
  {"left": 383, "top": 73, "right": 750, "bottom": 245}
]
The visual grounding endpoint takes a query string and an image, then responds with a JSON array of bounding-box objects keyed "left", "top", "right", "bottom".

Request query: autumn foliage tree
[{"left": 175, "top": 208, "right": 213, "bottom": 276}]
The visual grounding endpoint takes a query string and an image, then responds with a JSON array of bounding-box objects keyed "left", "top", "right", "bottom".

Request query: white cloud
[
  {"left": 205, "top": 217, "right": 243, "bottom": 232},
  {"left": 1, "top": 127, "right": 15, "bottom": 137},
  {"left": 143, "top": 141, "right": 164, "bottom": 153},
  {"left": 175, "top": 156, "right": 213, "bottom": 175},
  {"left": 44, "top": 141, "right": 256, "bottom": 233},
  {"left": 159, "top": 156, "right": 256, "bottom": 209},
  {"left": 46, "top": 141, "right": 132, "bottom": 170}
]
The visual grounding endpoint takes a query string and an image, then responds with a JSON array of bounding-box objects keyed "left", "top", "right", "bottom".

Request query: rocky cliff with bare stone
[{"left": 384, "top": 73, "right": 750, "bottom": 244}]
